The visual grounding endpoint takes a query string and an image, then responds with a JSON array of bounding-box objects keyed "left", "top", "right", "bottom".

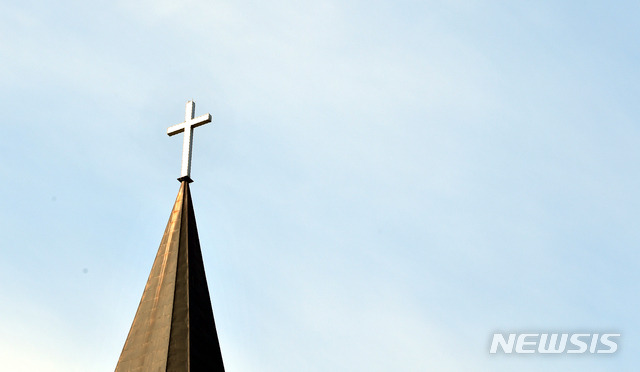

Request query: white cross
[{"left": 167, "top": 100, "right": 212, "bottom": 181}]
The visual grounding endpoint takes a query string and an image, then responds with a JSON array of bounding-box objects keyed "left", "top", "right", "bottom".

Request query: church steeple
[
  {"left": 115, "top": 181, "right": 225, "bottom": 371},
  {"left": 115, "top": 101, "right": 225, "bottom": 371}
]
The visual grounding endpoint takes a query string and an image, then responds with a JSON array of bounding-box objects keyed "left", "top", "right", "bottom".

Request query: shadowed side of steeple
[
  {"left": 182, "top": 185, "right": 225, "bottom": 370},
  {"left": 115, "top": 181, "right": 225, "bottom": 372}
]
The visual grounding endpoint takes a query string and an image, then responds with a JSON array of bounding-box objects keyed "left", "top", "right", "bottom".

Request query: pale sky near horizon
[{"left": 1, "top": 1, "right": 639, "bottom": 371}]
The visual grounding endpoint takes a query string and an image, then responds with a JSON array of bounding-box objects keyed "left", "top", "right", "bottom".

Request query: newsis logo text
[{"left": 490, "top": 333, "right": 620, "bottom": 354}]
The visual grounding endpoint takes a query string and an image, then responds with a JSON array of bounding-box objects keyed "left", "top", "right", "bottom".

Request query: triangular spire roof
[{"left": 115, "top": 181, "right": 225, "bottom": 371}]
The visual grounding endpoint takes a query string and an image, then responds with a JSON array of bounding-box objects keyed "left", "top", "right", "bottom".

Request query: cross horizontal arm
[
  {"left": 167, "top": 114, "right": 212, "bottom": 136},
  {"left": 167, "top": 123, "right": 186, "bottom": 136},
  {"left": 191, "top": 113, "right": 212, "bottom": 127}
]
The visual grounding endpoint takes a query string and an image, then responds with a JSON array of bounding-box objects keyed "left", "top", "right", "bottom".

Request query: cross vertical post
[{"left": 167, "top": 100, "right": 212, "bottom": 182}]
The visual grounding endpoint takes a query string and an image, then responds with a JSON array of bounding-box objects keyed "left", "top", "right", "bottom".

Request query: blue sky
[{"left": 1, "top": 1, "right": 639, "bottom": 371}]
